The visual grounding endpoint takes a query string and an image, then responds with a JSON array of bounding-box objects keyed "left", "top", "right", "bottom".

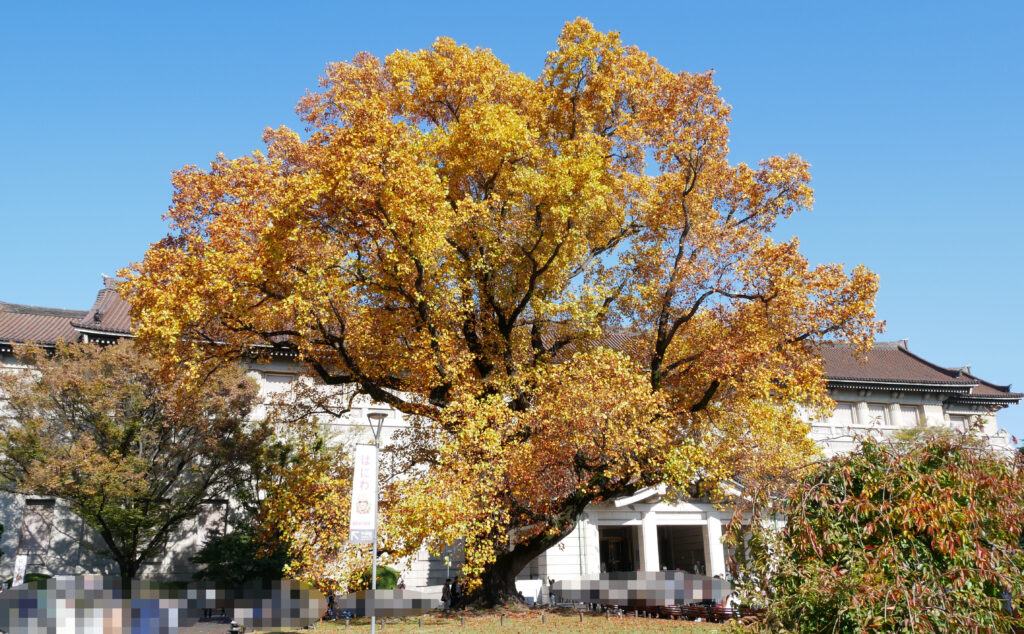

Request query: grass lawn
[{"left": 257, "top": 611, "right": 729, "bottom": 632}]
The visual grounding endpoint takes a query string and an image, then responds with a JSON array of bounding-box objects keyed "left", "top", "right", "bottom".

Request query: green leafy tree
[
  {"left": 361, "top": 565, "right": 399, "bottom": 591},
  {"left": 191, "top": 436, "right": 315, "bottom": 587},
  {"left": 191, "top": 525, "right": 289, "bottom": 587},
  {"left": 727, "top": 433, "right": 1024, "bottom": 632},
  {"left": 0, "top": 341, "right": 267, "bottom": 582}
]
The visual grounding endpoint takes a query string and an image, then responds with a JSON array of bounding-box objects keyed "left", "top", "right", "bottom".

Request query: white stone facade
[
  {"left": 810, "top": 389, "right": 1013, "bottom": 458},
  {"left": 249, "top": 357, "right": 1016, "bottom": 601}
]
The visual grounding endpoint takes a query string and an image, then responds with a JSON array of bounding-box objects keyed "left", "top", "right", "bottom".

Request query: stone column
[
  {"left": 888, "top": 402, "right": 902, "bottom": 429},
  {"left": 581, "top": 518, "right": 601, "bottom": 576},
  {"left": 855, "top": 401, "right": 870, "bottom": 428},
  {"left": 704, "top": 517, "right": 726, "bottom": 577},
  {"left": 535, "top": 543, "right": 551, "bottom": 581},
  {"left": 639, "top": 513, "right": 660, "bottom": 571}
]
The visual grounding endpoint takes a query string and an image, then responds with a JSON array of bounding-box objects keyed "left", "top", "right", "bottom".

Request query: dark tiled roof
[
  {"left": 820, "top": 340, "right": 976, "bottom": 386},
  {"left": 70, "top": 277, "right": 132, "bottom": 335},
  {"left": 598, "top": 328, "right": 646, "bottom": 356},
  {"left": 1, "top": 278, "right": 1020, "bottom": 407},
  {"left": 956, "top": 373, "right": 1022, "bottom": 399},
  {"left": 543, "top": 327, "right": 649, "bottom": 363},
  {"left": 0, "top": 302, "right": 87, "bottom": 345},
  {"left": 822, "top": 340, "right": 1021, "bottom": 402}
]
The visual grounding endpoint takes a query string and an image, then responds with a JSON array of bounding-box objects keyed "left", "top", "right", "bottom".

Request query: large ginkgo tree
[{"left": 123, "top": 19, "right": 881, "bottom": 604}]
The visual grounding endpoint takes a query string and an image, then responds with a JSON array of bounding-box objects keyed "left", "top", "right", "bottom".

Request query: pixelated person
[
  {"left": 228, "top": 620, "right": 245, "bottom": 633},
  {"left": 441, "top": 579, "right": 451, "bottom": 609},
  {"left": 203, "top": 602, "right": 226, "bottom": 620},
  {"left": 450, "top": 577, "right": 461, "bottom": 608},
  {"left": 440, "top": 581, "right": 452, "bottom": 610}
]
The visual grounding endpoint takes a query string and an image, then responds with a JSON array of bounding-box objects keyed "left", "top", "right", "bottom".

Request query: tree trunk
[
  {"left": 456, "top": 490, "right": 613, "bottom": 608},
  {"left": 461, "top": 517, "right": 585, "bottom": 608},
  {"left": 116, "top": 556, "right": 139, "bottom": 591}
]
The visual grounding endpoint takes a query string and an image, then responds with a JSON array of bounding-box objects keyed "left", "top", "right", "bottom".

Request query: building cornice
[{"left": 826, "top": 378, "right": 976, "bottom": 395}]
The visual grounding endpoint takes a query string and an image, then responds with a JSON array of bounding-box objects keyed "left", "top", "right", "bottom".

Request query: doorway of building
[
  {"left": 598, "top": 526, "right": 638, "bottom": 573},
  {"left": 657, "top": 526, "right": 706, "bottom": 574}
]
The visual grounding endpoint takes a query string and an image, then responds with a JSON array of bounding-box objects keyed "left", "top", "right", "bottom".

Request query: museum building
[{"left": 0, "top": 278, "right": 1019, "bottom": 595}]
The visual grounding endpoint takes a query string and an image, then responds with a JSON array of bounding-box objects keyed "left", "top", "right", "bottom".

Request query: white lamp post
[{"left": 366, "top": 411, "right": 387, "bottom": 634}]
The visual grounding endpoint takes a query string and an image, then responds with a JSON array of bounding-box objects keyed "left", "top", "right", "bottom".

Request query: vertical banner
[
  {"left": 349, "top": 443, "right": 378, "bottom": 544},
  {"left": 12, "top": 554, "right": 27, "bottom": 587}
]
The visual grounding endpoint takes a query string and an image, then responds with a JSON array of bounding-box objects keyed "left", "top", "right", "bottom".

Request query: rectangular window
[
  {"left": 262, "top": 372, "right": 294, "bottom": 387},
  {"left": 899, "top": 406, "right": 921, "bottom": 427},
  {"left": 829, "top": 403, "right": 855, "bottom": 428},
  {"left": 949, "top": 415, "right": 969, "bottom": 431},
  {"left": 19, "top": 499, "right": 55, "bottom": 554},
  {"left": 865, "top": 404, "right": 889, "bottom": 427}
]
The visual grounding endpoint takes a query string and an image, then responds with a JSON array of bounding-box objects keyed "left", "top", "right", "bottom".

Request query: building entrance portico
[{"left": 529, "top": 495, "right": 731, "bottom": 586}]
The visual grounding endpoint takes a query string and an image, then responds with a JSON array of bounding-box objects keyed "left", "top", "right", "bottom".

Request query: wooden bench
[
  {"left": 710, "top": 605, "right": 741, "bottom": 622},
  {"left": 680, "top": 604, "right": 711, "bottom": 620}
]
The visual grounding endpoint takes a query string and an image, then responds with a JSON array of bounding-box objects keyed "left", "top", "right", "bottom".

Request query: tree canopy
[
  {"left": 0, "top": 341, "right": 266, "bottom": 581},
  {"left": 727, "top": 433, "right": 1024, "bottom": 632},
  {"left": 123, "top": 19, "right": 880, "bottom": 601},
  {"left": 190, "top": 525, "right": 289, "bottom": 588}
]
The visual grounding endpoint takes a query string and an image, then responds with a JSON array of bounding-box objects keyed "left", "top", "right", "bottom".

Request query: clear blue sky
[{"left": 2, "top": 2, "right": 1021, "bottom": 438}]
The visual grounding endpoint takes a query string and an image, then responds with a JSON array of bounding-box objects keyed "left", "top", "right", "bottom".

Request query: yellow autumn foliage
[{"left": 122, "top": 19, "right": 881, "bottom": 601}]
